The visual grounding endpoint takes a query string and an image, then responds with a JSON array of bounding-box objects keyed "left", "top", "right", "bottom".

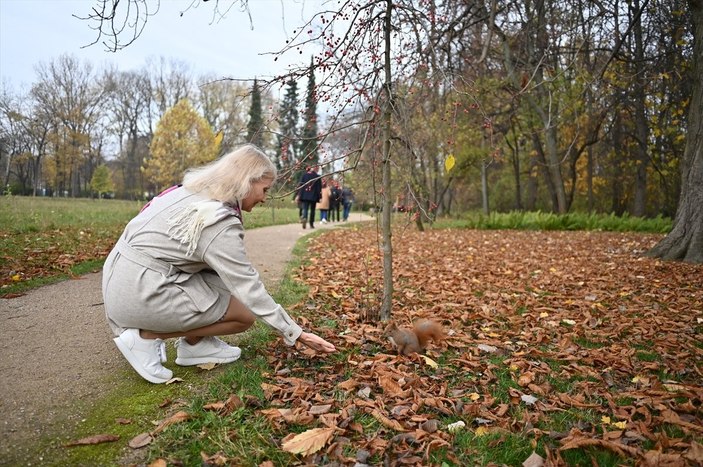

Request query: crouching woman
[{"left": 102, "top": 144, "right": 335, "bottom": 383}]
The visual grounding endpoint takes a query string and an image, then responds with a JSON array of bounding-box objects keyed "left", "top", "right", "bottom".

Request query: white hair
[{"left": 182, "top": 144, "right": 277, "bottom": 204}]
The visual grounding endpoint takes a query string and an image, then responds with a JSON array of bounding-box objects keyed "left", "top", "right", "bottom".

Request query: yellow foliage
[{"left": 145, "top": 99, "right": 219, "bottom": 190}]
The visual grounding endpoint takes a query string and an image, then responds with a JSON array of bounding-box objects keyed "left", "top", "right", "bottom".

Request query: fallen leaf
[
  {"left": 371, "top": 409, "right": 405, "bottom": 431},
  {"left": 128, "top": 432, "right": 153, "bottom": 449},
  {"left": 522, "top": 451, "right": 545, "bottom": 467},
  {"left": 420, "top": 354, "right": 438, "bottom": 368},
  {"left": 281, "top": 427, "right": 336, "bottom": 456},
  {"left": 64, "top": 434, "right": 120, "bottom": 447},
  {"left": 152, "top": 411, "right": 190, "bottom": 434},
  {"left": 521, "top": 394, "right": 538, "bottom": 406},
  {"left": 197, "top": 362, "right": 219, "bottom": 370},
  {"left": 477, "top": 344, "right": 498, "bottom": 353}
]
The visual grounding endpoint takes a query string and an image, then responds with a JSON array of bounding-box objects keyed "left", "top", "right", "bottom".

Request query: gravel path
[{"left": 0, "top": 214, "right": 373, "bottom": 465}]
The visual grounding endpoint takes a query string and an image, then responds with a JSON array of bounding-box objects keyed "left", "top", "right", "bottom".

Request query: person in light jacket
[{"left": 102, "top": 145, "right": 336, "bottom": 384}]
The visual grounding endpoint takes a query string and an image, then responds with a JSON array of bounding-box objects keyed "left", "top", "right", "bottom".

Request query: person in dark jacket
[
  {"left": 297, "top": 166, "right": 322, "bottom": 229},
  {"left": 329, "top": 180, "right": 342, "bottom": 222},
  {"left": 341, "top": 186, "right": 355, "bottom": 221}
]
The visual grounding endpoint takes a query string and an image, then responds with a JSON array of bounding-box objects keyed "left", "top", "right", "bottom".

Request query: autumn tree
[
  {"left": 198, "top": 75, "right": 249, "bottom": 155},
  {"left": 31, "top": 55, "right": 106, "bottom": 196},
  {"left": 145, "top": 99, "right": 219, "bottom": 191},
  {"left": 90, "top": 164, "right": 114, "bottom": 198},
  {"left": 104, "top": 68, "right": 152, "bottom": 199}
]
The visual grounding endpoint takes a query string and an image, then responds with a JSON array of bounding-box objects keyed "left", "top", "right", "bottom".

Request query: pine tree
[
  {"left": 276, "top": 80, "right": 300, "bottom": 167},
  {"left": 300, "top": 58, "right": 319, "bottom": 167},
  {"left": 246, "top": 79, "right": 264, "bottom": 148}
]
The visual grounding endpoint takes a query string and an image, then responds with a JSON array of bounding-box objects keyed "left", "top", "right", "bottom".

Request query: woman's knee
[{"left": 222, "top": 297, "right": 256, "bottom": 327}]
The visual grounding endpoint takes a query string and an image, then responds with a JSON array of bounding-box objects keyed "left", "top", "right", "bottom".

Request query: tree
[
  {"left": 246, "top": 79, "right": 264, "bottom": 148},
  {"left": 198, "top": 75, "right": 249, "bottom": 155},
  {"left": 145, "top": 99, "right": 219, "bottom": 191},
  {"left": 648, "top": 0, "right": 703, "bottom": 263},
  {"left": 300, "top": 59, "right": 319, "bottom": 168},
  {"left": 104, "top": 68, "right": 152, "bottom": 199},
  {"left": 90, "top": 164, "right": 114, "bottom": 198},
  {"left": 276, "top": 80, "right": 301, "bottom": 190},
  {"left": 30, "top": 55, "right": 106, "bottom": 197}
]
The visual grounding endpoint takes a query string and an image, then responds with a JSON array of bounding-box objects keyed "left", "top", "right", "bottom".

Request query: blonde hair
[{"left": 182, "top": 144, "right": 277, "bottom": 204}]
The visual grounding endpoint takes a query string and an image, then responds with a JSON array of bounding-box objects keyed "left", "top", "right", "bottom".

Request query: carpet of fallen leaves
[
  {"left": 0, "top": 227, "right": 116, "bottom": 294},
  {"left": 263, "top": 227, "right": 702, "bottom": 466}
]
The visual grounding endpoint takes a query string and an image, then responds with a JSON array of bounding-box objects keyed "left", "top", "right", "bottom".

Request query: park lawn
[
  {"left": 0, "top": 196, "right": 301, "bottom": 296},
  {"left": 3, "top": 197, "right": 699, "bottom": 465},
  {"left": 88, "top": 225, "right": 701, "bottom": 466}
]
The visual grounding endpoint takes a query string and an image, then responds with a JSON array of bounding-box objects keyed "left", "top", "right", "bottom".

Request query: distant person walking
[
  {"left": 329, "top": 181, "right": 342, "bottom": 222},
  {"left": 341, "top": 186, "right": 355, "bottom": 221},
  {"left": 297, "top": 166, "right": 322, "bottom": 229},
  {"left": 317, "top": 180, "right": 331, "bottom": 224},
  {"left": 102, "top": 146, "right": 335, "bottom": 384}
]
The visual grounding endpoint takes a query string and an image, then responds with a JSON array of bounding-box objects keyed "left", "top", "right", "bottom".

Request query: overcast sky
[{"left": 0, "top": 0, "right": 321, "bottom": 91}]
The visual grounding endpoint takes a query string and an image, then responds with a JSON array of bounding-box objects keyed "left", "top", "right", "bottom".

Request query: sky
[{"left": 0, "top": 0, "right": 321, "bottom": 91}]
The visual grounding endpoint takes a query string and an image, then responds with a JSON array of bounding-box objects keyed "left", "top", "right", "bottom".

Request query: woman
[
  {"left": 102, "top": 145, "right": 336, "bottom": 384},
  {"left": 316, "top": 180, "right": 331, "bottom": 224}
]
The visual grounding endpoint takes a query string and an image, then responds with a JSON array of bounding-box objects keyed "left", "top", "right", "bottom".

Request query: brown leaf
[
  {"left": 522, "top": 451, "right": 545, "bottom": 467},
  {"left": 370, "top": 409, "right": 405, "bottom": 432},
  {"left": 128, "top": 432, "right": 153, "bottom": 449},
  {"left": 281, "top": 427, "right": 336, "bottom": 456},
  {"left": 152, "top": 410, "right": 190, "bottom": 434},
  {"left": 64, "top": 434, "right": 120, "bottom": 447}
]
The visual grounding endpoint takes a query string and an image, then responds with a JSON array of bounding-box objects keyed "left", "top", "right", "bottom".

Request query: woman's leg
[{"left": 141, "top": 296, "right": 255, "bottom": 344}]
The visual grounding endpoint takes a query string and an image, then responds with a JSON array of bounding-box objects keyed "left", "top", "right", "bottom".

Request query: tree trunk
[
  {"left": 380, "top": 0, "right": 394, "bottom": 321},
  {"left": 647, "top": 0, "right": 703, "bottom": 263},
  {"left": 631, "top": 0, "right": 650, "bottom": 216},
  {"left": 481, "top": 160, "right": 490, "bottom": 215}
]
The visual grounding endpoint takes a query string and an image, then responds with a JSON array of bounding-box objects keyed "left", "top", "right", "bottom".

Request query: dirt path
[{"left": 0, "top": 214, "right": 373, "bottom": 465}]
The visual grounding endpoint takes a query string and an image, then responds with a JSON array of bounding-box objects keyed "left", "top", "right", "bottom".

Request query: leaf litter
[{"left": 148, "top": 227, "right": 703, "bottom": 465}]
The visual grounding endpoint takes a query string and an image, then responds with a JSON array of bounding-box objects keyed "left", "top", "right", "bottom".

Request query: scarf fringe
[{"left": 167, "top": 200, "right": 222, "bottom": 256}]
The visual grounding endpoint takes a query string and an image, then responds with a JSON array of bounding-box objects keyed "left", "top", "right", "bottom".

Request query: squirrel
[{"left": 384, "top": 319, "right": 444, "bottom": 355}]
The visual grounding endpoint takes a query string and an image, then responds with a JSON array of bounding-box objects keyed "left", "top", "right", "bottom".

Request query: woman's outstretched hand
[{"left": 298, "top": 331, "right": 336, "bottom": 353}]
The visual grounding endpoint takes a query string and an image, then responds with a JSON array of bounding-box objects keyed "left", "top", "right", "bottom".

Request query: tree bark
[
  {"left": 380, "top": 0, "right": 394, "bottom": 321},
  {"left": 647, "top": 0, "right": 703, "bottom": 263}
]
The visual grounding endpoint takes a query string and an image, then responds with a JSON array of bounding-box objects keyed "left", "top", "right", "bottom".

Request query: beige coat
[
  {"left": 102, "top": 186, "right": 302, "bottom": 345},
  {"left": 316, "top": 186, "right": 331, "bottom": 210}
]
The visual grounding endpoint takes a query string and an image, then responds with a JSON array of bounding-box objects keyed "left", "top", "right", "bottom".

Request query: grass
[
  {"left": 0, "top": 195, "right": 302, "bottom": 296},
  {"left": 434, "top": 210, "right": 672, "bottom": 233}
]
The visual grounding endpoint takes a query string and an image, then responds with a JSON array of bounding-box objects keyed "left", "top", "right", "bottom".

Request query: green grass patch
[
  {"left": 434, "top": 211, "right": 671, "bottom": 233},
  {"left": 0, "top": 196, "right": 301, "bottom": 296}
]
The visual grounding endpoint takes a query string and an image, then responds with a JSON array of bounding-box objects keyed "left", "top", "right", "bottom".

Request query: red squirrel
[{"left": 384, "top": 319, "right": 444, "bottom": 355}]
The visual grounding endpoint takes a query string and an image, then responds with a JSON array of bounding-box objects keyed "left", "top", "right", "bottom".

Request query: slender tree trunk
[
  {"left": 481, "top": 161, "right": 490, "bottom": 215},
  {"left": 631, "top": 0, "right": 650, "bottom": 216},
  {"left": 380, "top": 0, "right": 394, "bottom": 321},
  {"left": 647, "top": 0, "right": 703, "bottom": 263}
]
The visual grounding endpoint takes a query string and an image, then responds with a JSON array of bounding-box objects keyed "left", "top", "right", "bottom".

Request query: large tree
[{"left": 647, "top": 0, "right": 703, "bottom": 263}]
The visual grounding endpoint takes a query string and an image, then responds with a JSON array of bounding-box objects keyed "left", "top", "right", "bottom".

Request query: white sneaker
[
  {"left": 113, "top": 329, "right": 173, "bottom": 384},
  {"left": 321, "top": 219, "right": 328, "bottom": 224},
  {"left": 175, "top": 337, "right": 241, "bottom": 366}
]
